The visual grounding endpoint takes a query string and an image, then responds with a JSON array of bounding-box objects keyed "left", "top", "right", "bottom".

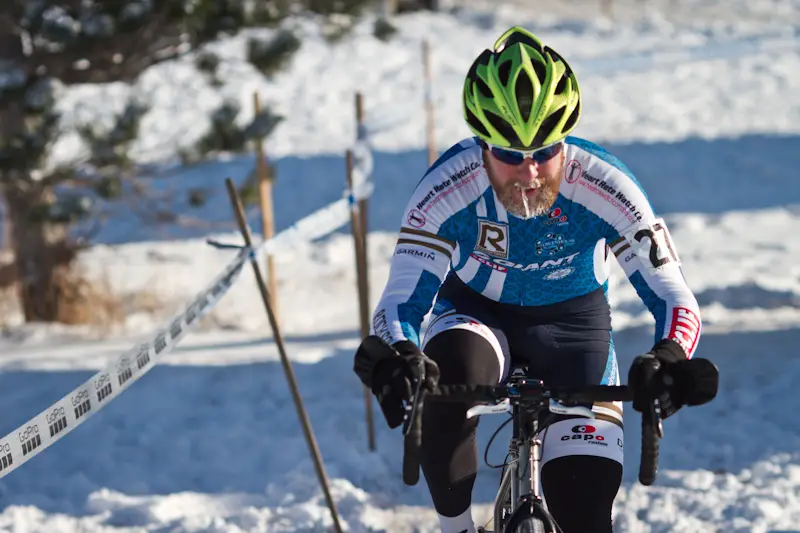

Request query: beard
[{"left": 490, "top": 166, "right": 562, "bottom": 219}]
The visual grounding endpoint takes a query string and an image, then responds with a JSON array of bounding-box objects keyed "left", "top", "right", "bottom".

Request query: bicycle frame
[
  {"left": 472, "top": 367, "right": 594, "bottom": 533},
  {"left": 487, "top": 399, "right": 546, "bottom": 532},
  {"left": 401, "top": 358, "right": 682, "bottom": 529}
]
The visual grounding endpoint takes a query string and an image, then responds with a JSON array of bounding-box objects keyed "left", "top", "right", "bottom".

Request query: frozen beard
[{"left": 491, "top": 166, "right": 561, "bottom": 219}]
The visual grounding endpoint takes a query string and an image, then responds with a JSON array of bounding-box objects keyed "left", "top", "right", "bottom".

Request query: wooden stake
[
  {"left": 355, "top": 94, "right": 369, "bottom": 250},
  {"left": 422, "top": 39, "right": 437, "bottom": 166},
  {"left": 253, "top": 91, "right": 280, "bottom": 325},
  {"left": 224, "top": 178, "right": 344, "bottom": 533},
  {"left": 354, "top": 94, "right": 375, "bottom": 450},
  {"left": 346, "top": 146, "right": 376, "bottom": 453}
]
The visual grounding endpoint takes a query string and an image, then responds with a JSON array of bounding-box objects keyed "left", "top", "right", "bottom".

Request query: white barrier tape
[
  {"left": 258, "top": 178, "right": 374, "bottom": 257},
  {"left": 348, "top": 179, "right": 375, "bottom": 207},
  {"left": 0, "top": 247, "right": 250, "bottom": 480},
  {"left": 351, "top": 130, "right": 374, "bottom": 202},
  {"left": 351, "top": 141, "right": 374, "bottom": 190}
]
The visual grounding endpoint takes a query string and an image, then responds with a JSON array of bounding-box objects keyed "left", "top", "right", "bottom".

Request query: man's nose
[{"left": 518, "top": 158, "right": 539, "bottom": 177}]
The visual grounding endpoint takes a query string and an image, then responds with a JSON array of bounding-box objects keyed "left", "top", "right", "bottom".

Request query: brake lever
[
  {"left": 651, "top": 398, "right": 664, "bottom": 438},
  {"left": 403, "top": 359, "right": 426, "bottom": 437},
  {"left": 402, "top": 360, "right": 428, "bottom": 486}
]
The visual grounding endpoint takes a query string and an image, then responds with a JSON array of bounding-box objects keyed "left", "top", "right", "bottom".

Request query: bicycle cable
[{"left": 483, "top": 414, "right": 515, "bottom": 468}]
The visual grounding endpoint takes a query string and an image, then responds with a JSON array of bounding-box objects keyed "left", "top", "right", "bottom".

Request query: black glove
[
  {"left": 629, "top": 339, "right": 719, "bottom": 419},
  {"left": 353, "top": 335, "right": 440, "bottom": 429}
]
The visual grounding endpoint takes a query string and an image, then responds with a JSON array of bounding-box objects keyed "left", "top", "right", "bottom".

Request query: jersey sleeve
[
  {"left": 564, "top": 139, "right": 702, "bottom": 358},
  {"left": 606, "top": 205, "right": 702, "bottom": 358},
  {"left": 371, "top": 178, "right": 460, "bottom": 347}
]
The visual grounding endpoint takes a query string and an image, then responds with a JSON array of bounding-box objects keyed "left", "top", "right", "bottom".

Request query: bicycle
[{"left": 401, "top": 358, "right": 718, "bottom": 533}]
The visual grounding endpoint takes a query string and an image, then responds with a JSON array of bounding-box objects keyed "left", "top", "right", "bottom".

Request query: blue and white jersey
[{"left": 372, "top": 136, "right": 702, "bottom": 358}]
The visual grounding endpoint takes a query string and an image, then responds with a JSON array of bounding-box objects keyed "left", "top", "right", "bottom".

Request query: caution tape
[
  {"left": 208, "top": 177, "right": 375, "bottom": 257},
  {"left": 0, "top": 141, "right": 376, "bottom": 480},
  {"left": 264, "top": 180, "right": 372, "bottom": 253},
  {"left": 0, "top": 247, "right": 250, "bottom": 480}
]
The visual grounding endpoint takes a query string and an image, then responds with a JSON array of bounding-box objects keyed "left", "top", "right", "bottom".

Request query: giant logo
[{"left": 471, "top": 250, "right": 580, "bottom": 272}]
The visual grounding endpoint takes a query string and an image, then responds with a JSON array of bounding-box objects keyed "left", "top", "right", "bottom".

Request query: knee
[
  {"left": 420, "top": 329, "right": 492, "bottom": 435},
  {"left": 423, "top": 326, "right": 504, "bottom": 385},
  {"left": 541, "top": 455, "right": 622, "bottom": 533}
]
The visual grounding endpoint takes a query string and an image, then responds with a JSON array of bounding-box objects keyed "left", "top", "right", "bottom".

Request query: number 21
[{"left": 633, "top": 222, "right": 679, "bottom": 268}]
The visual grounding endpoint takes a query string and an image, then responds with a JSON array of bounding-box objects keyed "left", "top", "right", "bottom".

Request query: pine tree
[
  {"left": 0, "top": 0, "right": 377, "bottom": 323},
  {"left": 0, "top": 1, "right": 269, "bottom": 321}
]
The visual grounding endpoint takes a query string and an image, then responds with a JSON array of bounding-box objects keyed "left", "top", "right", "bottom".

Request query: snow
[
  {"left": 1, "top": 2, "right": 800, "bottom": 532},
  {"left": 50, "top": 3, "right": 800, "bottom": 167}
]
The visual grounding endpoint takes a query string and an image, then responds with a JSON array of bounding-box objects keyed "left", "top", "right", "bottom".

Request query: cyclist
[{"left": 354, "top": 26, "right": 705, "bottom": 533}]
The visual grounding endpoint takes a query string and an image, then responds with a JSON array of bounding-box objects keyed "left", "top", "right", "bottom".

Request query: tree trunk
[{"left": 4, "top": 184, "right": 71, "bottom": 322}]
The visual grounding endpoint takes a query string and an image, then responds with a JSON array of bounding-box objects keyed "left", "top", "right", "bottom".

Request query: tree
[{"left": 0, "top": 0, "right": 368, "bottom": 323}]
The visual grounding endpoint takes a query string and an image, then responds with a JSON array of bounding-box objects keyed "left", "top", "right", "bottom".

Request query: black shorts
[{"left": 426, "top": 273, "right": 619, "bottom": 388}]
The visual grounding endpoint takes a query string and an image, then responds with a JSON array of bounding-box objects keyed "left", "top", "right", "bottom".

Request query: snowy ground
[
  {"left": 51, "top": 0, "right": 800, "bottom": 174},
  {"left": 0, "top": 2, "right": 799, "bottom": 532}
]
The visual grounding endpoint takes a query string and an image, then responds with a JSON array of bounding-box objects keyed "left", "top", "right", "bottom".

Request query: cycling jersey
[{"left": 371, "top": 136, "right": 702, "bottom": 357}]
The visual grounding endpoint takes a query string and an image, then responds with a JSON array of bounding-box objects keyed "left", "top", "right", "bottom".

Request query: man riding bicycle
[{"left": 354, "top": 26, "right": 709, "bottom": 533}]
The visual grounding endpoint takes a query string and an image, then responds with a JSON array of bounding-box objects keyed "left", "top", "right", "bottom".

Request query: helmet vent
[
  {"left": 554, "top": 72, "right": 568, "bottom": 95},
  {"left": 484, "top": 110, "right": 518, "bottom": 146},
  {"left": 467, "top": 50, "right": 493, "bottom": 81},
  {"left": 564, "top": 101, "right": 580, "bottom": 131},
  {"left": 497, "top": 60, "right": 512, "bottom": 86},
  {"left": 532, "top": 106, "right": 566, "bottom": 147},
  {"left": 465, "top": 107, "right": 491, "bottom": 138},
  {"left": 514, "top": 72, "right": 534, "bottom": 122},
  {"left": 545, "top": 46, "right": 574, "bottom": 78},
  {"left": 475, "top": 77, "right": 493, "bottom": 98},
  {"left": 532, "top": 61, "right": 547, "bottom": 85}
]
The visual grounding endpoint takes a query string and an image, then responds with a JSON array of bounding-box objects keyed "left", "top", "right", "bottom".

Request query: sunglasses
[{"left": 484, "top": 141, "right": 564, "bottom": 166}]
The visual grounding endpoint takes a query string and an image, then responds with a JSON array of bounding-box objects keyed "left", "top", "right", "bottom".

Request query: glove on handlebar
[
  {"left": 629, "top": 338, "right": 718, "bottom": 419},
  {"left": 353, "top": 336, "right": 440, "bottom": 429}
]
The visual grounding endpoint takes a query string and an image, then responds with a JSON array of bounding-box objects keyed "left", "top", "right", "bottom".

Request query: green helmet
[{"left": 462, "top": 26, "right": 581, "bottom": 150}]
